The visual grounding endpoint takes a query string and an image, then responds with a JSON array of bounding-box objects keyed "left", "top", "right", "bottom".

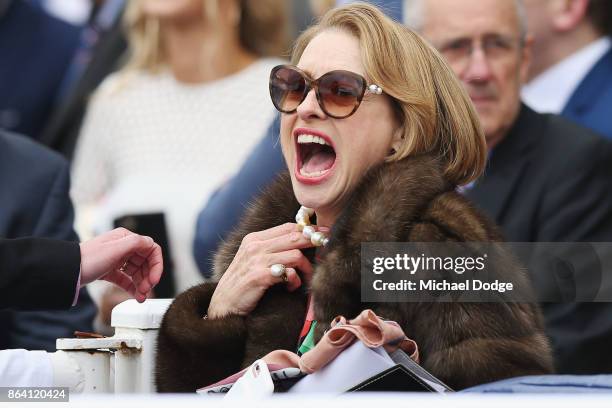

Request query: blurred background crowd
[{"left": 1, "top": 0, "right": 611, "bottom": 377}]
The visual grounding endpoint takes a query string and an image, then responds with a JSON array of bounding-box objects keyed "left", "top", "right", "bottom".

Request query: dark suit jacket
[
  {"left": 0, "top": 131, "right": 96, "bottom": 351},
  {"left": 0, "top": 237, "right": 80, "bottom": 310},
  {"left": 562, "top": 42, "right": 612, "bottom": 140},
  {"left": 0, "top": 0, "right": 80, "bottom": 139},
  {"left": 466, "top": 104, "right": 612, "bottom": 374}
]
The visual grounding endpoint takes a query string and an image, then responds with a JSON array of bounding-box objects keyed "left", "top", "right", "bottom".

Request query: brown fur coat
[{"left": 156, "top": 154, "right": 553, "bottom": 392}]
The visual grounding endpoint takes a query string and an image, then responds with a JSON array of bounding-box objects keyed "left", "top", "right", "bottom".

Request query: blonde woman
[
  {"left": 155, "top": 3, "right": 553, "bottom": 392},
  {"left": 71, "top": 0, "right": 288, "bottom": 317}
]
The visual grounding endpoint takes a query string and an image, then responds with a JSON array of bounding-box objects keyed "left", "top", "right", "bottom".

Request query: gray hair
[{"left": 403, "top": 0, "right": 528, "bottom": 42}]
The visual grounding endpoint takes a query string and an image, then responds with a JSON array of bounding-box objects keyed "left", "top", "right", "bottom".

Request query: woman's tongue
[{"left": 301, "top": 149, "right": 335, "bottom": 176}]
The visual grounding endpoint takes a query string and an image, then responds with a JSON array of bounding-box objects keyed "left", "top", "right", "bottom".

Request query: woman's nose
[{"left": 296, "top": 88, "right": 326, "bottom": 120}]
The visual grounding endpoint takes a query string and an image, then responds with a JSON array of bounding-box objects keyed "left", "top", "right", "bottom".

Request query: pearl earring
[{"left": 368, "top": 84, "right": 383, "bottom": 95}]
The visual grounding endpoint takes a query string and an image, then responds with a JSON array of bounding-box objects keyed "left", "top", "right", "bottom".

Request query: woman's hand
[{"left": 208, "top": 223, "right": 320, "bottom": 319}]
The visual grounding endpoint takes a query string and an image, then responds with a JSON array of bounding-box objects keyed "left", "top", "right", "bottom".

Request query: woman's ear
[{"left": 389, "top": 126, "right": 404, "bottom": 156}]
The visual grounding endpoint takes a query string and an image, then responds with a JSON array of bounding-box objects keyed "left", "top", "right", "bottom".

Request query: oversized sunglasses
[{"left": 269, "top": 65, "right": 383, "bottom": 119}]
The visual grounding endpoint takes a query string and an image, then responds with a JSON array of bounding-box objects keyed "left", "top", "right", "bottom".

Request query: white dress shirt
[
  {"left": 522, "top": 37, "right": 611, "bottom": 114},
  {"left": 0, "top": 349, "right": 82, "bottom": 388}
]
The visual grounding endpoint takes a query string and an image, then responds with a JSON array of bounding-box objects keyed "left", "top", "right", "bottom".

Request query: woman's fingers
[
  {"left": 282, "top": 267, "right": 302, "bottom": 292},
  {"left": 267, "top": 266, "right": 302, "bottom": 292},
  {"left": 267, "top": 249, "right": 314, "bottom": 286},
  {"left": 246, "top": 222, "right": 299, "bottom": 242},
  {"left": 254, "top": 224, "right": 329, "bottom": 254},
  {"left": 263, "top": 230, "right": 315, "bottom": 253}
]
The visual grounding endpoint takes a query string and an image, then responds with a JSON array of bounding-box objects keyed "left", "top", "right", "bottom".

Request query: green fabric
[{"left": 298, "top": 320, "right": 317, "bottom": 355}]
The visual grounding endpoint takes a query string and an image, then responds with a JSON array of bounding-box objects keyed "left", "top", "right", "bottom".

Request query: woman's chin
[
  {"left": 291, "top": 188, "right": 325, "bottom": 211},
  {"left": 290, "top": 170, "right": 345, "bottom": 220},
  {"left": 294, "top": 194, "right": 325, "bottom": 211}
]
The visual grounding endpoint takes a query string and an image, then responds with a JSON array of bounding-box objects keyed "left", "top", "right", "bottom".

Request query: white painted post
[
  {"left": 56, "top": 350, "right": 111, "bottom": 393},
  {"left": 55, "top": 299, "right": 172, "bottom": 394}
]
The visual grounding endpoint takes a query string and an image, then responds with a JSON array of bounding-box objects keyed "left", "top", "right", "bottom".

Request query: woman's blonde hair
[
  {"left": 292, "top": 2, "right": 486, "bottom": 185},
  {"left": 123, "top": 0, "right": 289, "bottom": 73}
]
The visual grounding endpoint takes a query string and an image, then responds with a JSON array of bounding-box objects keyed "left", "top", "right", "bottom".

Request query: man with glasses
[{"left": 404, "top": 0, "right": 612, "bottom": 374}]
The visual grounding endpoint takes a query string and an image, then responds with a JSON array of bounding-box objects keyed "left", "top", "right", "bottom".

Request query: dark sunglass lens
[
  {"left": 318, "top": 72, "right": 364, "bottom": 117},
  {"left": 270, "top": 67, "right": 306, "bottom": 113}
]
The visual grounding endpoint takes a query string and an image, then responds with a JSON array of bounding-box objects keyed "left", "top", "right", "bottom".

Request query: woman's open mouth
[{"left": 294, "top": 129, "right": 337, "bottom": 184}]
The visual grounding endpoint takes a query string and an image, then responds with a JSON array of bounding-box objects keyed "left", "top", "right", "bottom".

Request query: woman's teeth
[
  {"left": 300, "top": 169, "right": 327, "bottom": 177},
  {"left": 297, "top": 134, "right": 329, "bottom": 145}
]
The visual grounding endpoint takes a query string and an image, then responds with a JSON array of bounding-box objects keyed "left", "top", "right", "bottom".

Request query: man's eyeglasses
[
  {"left": 437, "top": 34, "right": 522, "bottom": 66},
  {"left": 269, "top": 65, "right": 383, "bottom": 119}
]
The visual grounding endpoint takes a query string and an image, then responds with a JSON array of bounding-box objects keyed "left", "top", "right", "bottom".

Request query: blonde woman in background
[{"left": 71, "top": 0, "right": 288, "bottom": 328}]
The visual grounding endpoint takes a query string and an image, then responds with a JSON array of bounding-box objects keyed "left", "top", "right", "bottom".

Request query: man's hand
[{"left": 79, "top": 228, "right": 163, "bottom": 302}]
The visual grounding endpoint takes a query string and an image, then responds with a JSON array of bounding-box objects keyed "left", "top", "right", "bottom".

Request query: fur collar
[
  {"left": 213, "top": 153, "right": 452, "bottom": 280},
  {"left": 211, "top": 154, "right": 473, "bottom": 324}
]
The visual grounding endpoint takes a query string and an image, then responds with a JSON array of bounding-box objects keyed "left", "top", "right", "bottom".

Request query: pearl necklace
[{"left": 295, "top": 206, "right": 329, "bottom": 247}]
